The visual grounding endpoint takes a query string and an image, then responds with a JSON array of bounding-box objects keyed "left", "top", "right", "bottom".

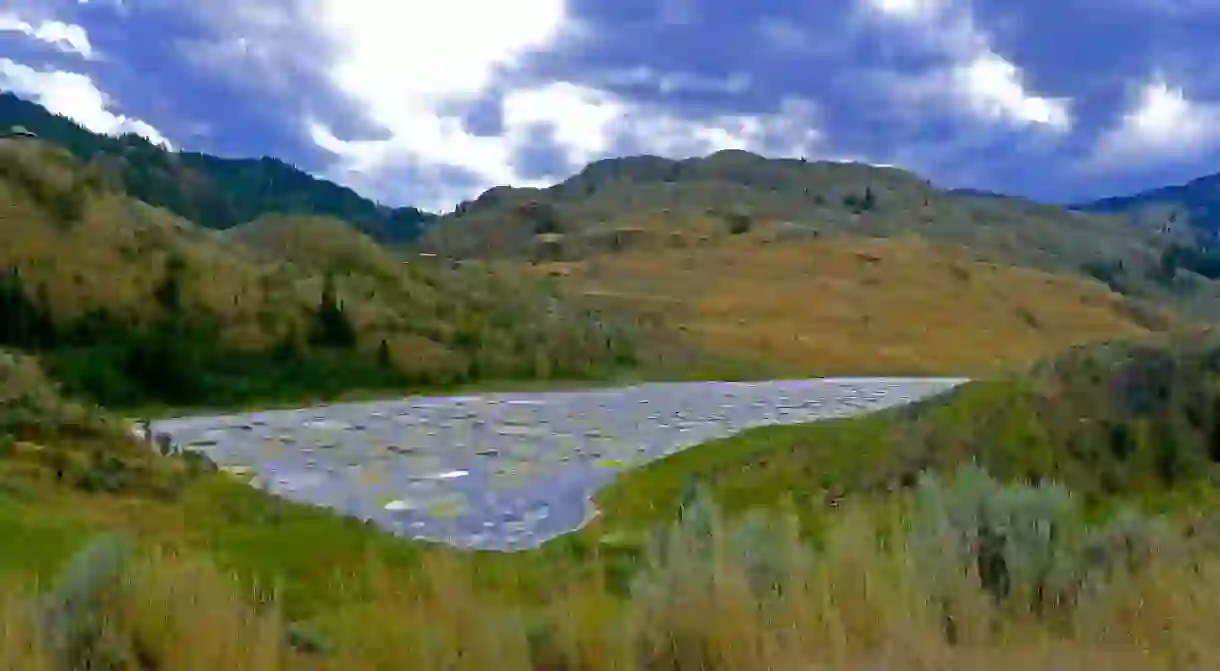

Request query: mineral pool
[{"left": 150, "top": 378, "right": 966, "bottom": 551}]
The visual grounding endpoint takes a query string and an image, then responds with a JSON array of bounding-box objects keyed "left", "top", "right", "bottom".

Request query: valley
[{"left": 5, "top": 91, "right": 1220, "bottom": 669}]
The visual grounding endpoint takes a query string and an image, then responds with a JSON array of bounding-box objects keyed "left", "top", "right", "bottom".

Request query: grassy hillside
[
  {"left": 519, "top": 232, "right": 1177, "bottom": 376},
  {"left": 421, "top": 150, "right": 1220, "bottom": 321},
  {"left": 0, "top": 138, "right": 655, "bottom": 409},
  {"left": 6, "top": 333, "right": 1220, "bottom": 668},
  {"left": 0, "top": 93, "right": 432, "bottom": 242},
  {"left": 594, "top": 329, "right": 1220, "bottom": 536}
]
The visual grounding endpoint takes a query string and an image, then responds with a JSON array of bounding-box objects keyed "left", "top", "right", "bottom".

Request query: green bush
[
  {"left": 906, "top": 465, "right": 1196, "bottom": 627},
  {"left": 909, "top": 466, "right": 1083, "bottom": 612},
  {"left": 630, "top": 486, "right": 812, "bottom": 611},
  {"left": 36, "top": 534, "right": 137, "bottom": 670}
]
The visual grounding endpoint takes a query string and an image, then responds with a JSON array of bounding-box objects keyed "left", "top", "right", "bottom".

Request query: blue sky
[{"left": 3, "top": 0, "right": 1220, "bottom": 212}]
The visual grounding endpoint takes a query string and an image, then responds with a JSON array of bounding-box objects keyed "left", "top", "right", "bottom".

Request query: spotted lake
[{"left": 150, "top": 378, "right": 966, "bottom": 551}]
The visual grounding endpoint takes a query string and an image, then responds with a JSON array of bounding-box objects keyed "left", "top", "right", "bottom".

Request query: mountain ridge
[
  {"left": 0, "top": 92, "right": 433, "bottom": 243},
  {"left": 1071, "top": 172, "right": 1220, "bottom": 239}
]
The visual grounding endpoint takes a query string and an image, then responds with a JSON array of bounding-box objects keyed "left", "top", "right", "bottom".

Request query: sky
[{"left": 3, "top": 0, "right": 1220, "bottom": 213}]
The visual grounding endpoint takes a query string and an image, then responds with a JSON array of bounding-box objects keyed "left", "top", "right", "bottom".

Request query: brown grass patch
[{"left": 526, "top": 235, "right": 1175, "bottom": 375}]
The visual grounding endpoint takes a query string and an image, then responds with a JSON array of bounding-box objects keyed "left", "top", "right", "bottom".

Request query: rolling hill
[
  {"left": 519, "top": 232, "right": 1176, "bottom": 377},
  {"left": 0, "top": 137, "right": 650, "bottom": 408},
  {"left": 422, "top": 150, "right": 1220, "bottom": 322},
  {"left": 421, "top": 150, "right": 1173, "bottom": 270},
  {"left": 0, "top": 92, "right": 432, "bottom": 243}
]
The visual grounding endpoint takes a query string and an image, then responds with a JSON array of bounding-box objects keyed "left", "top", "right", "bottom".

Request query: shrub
[
  {"left": 630, "top": 486, "right": 812, "bottom": 612},
  {"left": 1080, "top": 508, "right": 1181, "bottom": 579},
  {"left": 724, "top": 212, "right": 752, "bottom": 235},
  {"left": 908, "top": 466, "right": 1083, "bottom": 614},
  {"left": 36, "top": 535, "right": 136, "bottom": 670}
]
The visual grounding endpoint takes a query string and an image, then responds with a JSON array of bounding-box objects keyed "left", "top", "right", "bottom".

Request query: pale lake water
[{"left": 149, "top": 378, "right": 967, "bottom": 551}]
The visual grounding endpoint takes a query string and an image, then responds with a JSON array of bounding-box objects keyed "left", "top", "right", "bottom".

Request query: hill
[
  {"left": 0, "top": 93, "right": 432, "bottom": 243},
  {"left": 420, "top": 150, "right": 1220, "bottom": 321},
  {"left": 0, "top": 137, "right": 653, "bottom": 409},
  {"left": 595, "top": 327, "right": 1220, "bottom": 534},
  {"left": 518, "top": 233, "right": 1176, "bottom": 377},
  {"left": 1072, "top": 174, "right": 1220, "bottom": 289},
  {"left": 1072, "top": 173, "right": 1220, "bottom": 239}
]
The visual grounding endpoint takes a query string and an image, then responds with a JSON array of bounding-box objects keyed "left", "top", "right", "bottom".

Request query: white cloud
[
  {"left": 595, "top": 67, "right": 751, "bottom": 95},
  {"left": 312, "top": 82, "right": 823, "bottom": 211},
  {"left": 865, "top": 0, "right": 949, "bottom": 21},
  {"left": 182, "top": 0, "right": 827, "bottom": 211},
  {"left": 1084, "top": 76, "right": 1220, "bottom": 170},
  {"left": 0, "top": 58, "right": 171, "bottom": 148},
  {"left": 893, "top": 51, "right": 1072, "bottom": 131},
  {"left": 857, "top": 0, "right": 1071, "bottom": 131},
  {"left": 0, "top": 11, "right": 94, "bottom": 59}
]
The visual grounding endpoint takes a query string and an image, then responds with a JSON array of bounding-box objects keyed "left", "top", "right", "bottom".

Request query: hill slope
[
  {"left": 1072, "top": 173, "right": 1220, "bottom": 239},
  {"left": 423, "top": 150, "right": 1168, "bottom": 270},
  {"left": 0, "top": 138, "right": 648, "bottom": 408},
  {"left": 597, "top": 327, "right": 1220, "bottom": 534},
  {"left": 0, "top": 93, "right": 432, "bottom": 242},
  {"left": 521, "top": 233, "right": 1176, "bottom": 376},
  {"left": 421, "top": 150, "right": 1220, "bottom": 321}
]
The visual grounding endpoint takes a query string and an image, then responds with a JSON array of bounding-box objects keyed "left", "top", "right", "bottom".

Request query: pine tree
[{"left": 310, "top": 272, "right": 357, "bottom": 348}]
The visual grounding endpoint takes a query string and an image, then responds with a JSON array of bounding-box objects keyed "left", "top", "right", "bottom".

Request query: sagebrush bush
[
  {"left": 36, "top": 535, "right": 135, "bottom": 670},
  {"left": 630, "top": 485, "right": 812, "bottom": 613},
  {"left": 909, "top": 466, "right": 1085, "bottom": 618},
  {"left": 1080, "top": 508, "right": 1182, "bottom": 580},
  {"left": 6, "top": 466, "right": 1220, "bottom": 670},
  {"left": 0, "top": 349, "right": 105, "bottom": 439},
  {"left": 905, "top": 464, "right": 1207, "bottom": 637}
]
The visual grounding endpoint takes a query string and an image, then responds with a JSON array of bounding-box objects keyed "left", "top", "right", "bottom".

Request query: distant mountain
[
  {"left": 1071, "top": 173, "right": 1220, "bottom": 241},
  {"left": 946, "top": 187, "right": 1020, "bottom": 201},
  {"left": 420, "top": 150, "right": 1220, "bottom": 320},
  {"left": 422, "top": 149, "right": 1158, "bottom": 268},
  {"left": 0, "top": 92, "right": 433, "bottom": 243}
]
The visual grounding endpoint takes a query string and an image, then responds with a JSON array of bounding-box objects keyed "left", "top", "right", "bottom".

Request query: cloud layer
[{"left": 3, "top": 0, "right": 1220, "bottom": 209}]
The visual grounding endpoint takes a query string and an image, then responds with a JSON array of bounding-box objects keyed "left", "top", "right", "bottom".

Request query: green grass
[{"left": 594, "top": 329, "right": 1220, "bottom": 538}]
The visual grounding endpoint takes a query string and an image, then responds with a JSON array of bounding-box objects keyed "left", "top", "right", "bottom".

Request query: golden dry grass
[{"left": 529, "top": 234, "right": 1176, "bottom": 376}]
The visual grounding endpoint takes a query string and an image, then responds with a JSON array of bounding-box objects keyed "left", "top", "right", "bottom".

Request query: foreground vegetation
[
  {"left": 5, "top": 331, "right": 1220, "bottom": 667},
  {"left": 5, "top": 467, "right": 1220, "bottom": 670}
]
